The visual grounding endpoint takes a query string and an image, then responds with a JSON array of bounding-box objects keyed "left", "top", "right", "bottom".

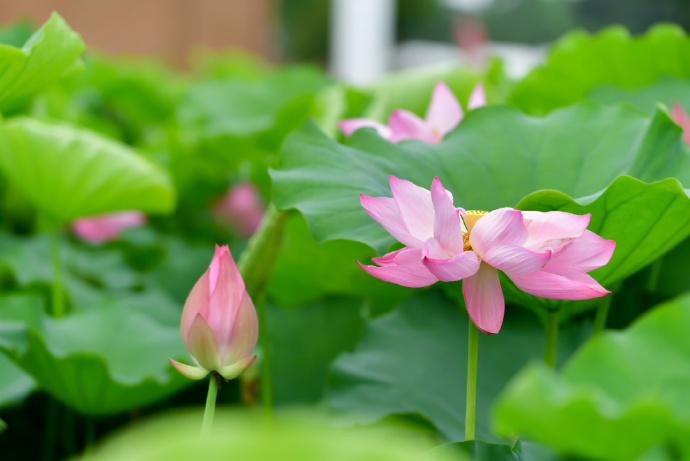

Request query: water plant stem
[
  {"left": 591, "top": 295, "right": 613, "bottom": 339},
  {"left": 256, "top": 294, "right": 273, "bottom": 418},
  {"left": 465, "top": 320, "right": 478, "bottom": 441},
  {"left": 202, "top": 374, "right": 218, "bottom": 435},
  {"left": 543, "top": 310, "right": 559, "bottom": 368},
  {"left": 48, "top": 228, "right": 65, "bottom": 318}
]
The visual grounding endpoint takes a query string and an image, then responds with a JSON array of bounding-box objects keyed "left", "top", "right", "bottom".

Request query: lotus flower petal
[
  {"left": 339, "top": 118, "right": 393, "bottom": 140},
  {"left": 389, "top": 109, "right": 438, "bottom": 143},
  {"left": 168, "top": 359, "right": 209, "bottom": 380},
  {"left": 462, "top": 262, "right": 505, "bottom": 334},
  {"left": 357, "top": 261, "right": 438, "bottom": 288},
  {"left": 425, "top": 81, "right": 463, "bottom": 137}
]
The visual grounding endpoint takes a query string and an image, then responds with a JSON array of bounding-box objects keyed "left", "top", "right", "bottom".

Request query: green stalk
[
  {"left": 591, "top": 295, "right": 613, "bottom": 339},
  {"left": 543, "top": 310, "right": 559, "bottom": 368},
  {"left": 465, "top": 321, "right": 479, "bottom": 441},
  {"left": 48, "top": 227, "right": 65, "bottom": 318},
  {"left": 237, "top": 205, "right": 287, "bottom": 416},
  {"left": 201, "top": 374, "right": 218, "bottom": 435},
  {"left": 255, "top": 294, "right": 273, "bottom": 417}
]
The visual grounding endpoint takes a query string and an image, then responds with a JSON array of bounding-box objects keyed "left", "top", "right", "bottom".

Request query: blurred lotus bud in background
[
  {"left": 214, "top": 182, "right": 265, "bottom": 237},
  {"left": 71, "top": 211, "right": 146, "bottom": 244}
]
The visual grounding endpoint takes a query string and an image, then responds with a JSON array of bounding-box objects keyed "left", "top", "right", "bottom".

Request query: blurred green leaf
[
  {"left": 78, "top": 410, "right": 462, "bottom": 461},
  {"left": 326, "top": 291, "right": 589, "bottom": 442},
  {"left": 0, "top": 292, "right": 191, "bottom": 415},
  {"left": 510, "top": 24, "right": 690, "bottom": 115},
  {"left": 271, "top": 103, "right": 690, "bottom": 254},
  {"left": 493, "top": 294, "right": 690, "bottom": 460},
  {"left": 269, "top": 297, "right": 366, "bottom": 404},
  {"left": 0, "top": 20, "right": 34, "bottom": 48},
  {"left": 0, "top": 117, "right": 176, "bottom": 223},
  {"left": 588, "top": 76, "right": 690, "bottom": 114},
  {"left": 0, "top": 295, "right": 38, "bottom": 408},
  {"left": 434, "top": 440, "right": 520, "bottom": 461},
  {"left": 267, "top": 213, "right": 413, "bottom": 314},
  {"left": 0, "top": 13, "right": 84, "bottom": 113}
]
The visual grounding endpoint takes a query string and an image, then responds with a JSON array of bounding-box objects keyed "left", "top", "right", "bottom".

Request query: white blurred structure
[{"left": 329, "top": 0, "right": 397, "bottom": 85}]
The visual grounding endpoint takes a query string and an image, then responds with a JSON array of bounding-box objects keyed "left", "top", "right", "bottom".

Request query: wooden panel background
[{"left": 0, "top": 0, "right": 275, "bottom": 67}]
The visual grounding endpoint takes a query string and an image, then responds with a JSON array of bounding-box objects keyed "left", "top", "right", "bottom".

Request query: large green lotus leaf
[
  {"left": 77, "top": 410, "right": 461, "bottom": 461},
  {"left": 0, "top": 292, "right": 191, "bottom": 415},
  {"left": 326, "top": 291, "right": 589, "bottom": 442},
  {"left": 492, "top": 294, "right": 690, "bottom": 460},
  {"left": 509, "top": 24, "right": 690, "bottom": 115},
  {"left": 0, "top": 117, "right": 176, "bottom": 223},
  {"left": 588, "top": 76, "right": 690, "bottom": 115},
  {"left": 0, "top": 13, "right": 84, "bottom": 113},
  {"left": 271, "top": 102, "right": 690, "bottom": 254},
  {"left": 268, "top": 298, "right": 366, "bottom": 404},
  {"left": 267, "top": 213, "right": 413, "bottom": 313},
  {"left": 434, "top": 440, "right": 520, "bottom": 461},
  {"left": 509, "top": 176, "right": 690, "bottom": 312}
]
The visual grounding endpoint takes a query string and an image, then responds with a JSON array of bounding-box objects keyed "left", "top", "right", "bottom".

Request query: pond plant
[{"left": 0, "top": 11, "right": 690, "bottom": 461}]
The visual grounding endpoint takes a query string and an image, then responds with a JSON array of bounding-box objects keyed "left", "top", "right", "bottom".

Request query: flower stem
[
  {"left": 543, "top": 310, "right": 559, "bottom": 368},
  {"left": 465, "top": 320, "right": 478, "bottom": 441},
  {"left": 256, "top": 294, "right": 273, "bottom": 418},
  {"left": 48, "top": 227, "right": 65, "bottom": 318},
  {"left": 202, "top": 374, "right": 218, "bottom": 435},
  {"left": 591, "top": 294, "right": 613, "bottom": 339}
]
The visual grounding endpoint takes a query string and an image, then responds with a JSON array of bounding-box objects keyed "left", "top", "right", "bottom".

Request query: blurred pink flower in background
[
  {"left": 454, "top": 16, "right": 488, "bottom": 70},
  {"left": 215, "top": 182, "right": 265, "bottom": 237},
  {"left": 170, "top": 244, "right": 258, "bottom": 380},
  {"left": 339, "top": 81, "right": 486, "bottom": 144},
  {"left": 71, "top": 211, "right": 146, "bottom": 243},
  {"left": 358, "top": 176, "right": 615, "bottom": 334},
  {"left": 670, "top": 101, "right": 690, "bottom": 146}
]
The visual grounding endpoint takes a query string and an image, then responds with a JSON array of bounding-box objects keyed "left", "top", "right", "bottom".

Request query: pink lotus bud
[
  {"left": 214, "top": 183, "right": 265, "bottom": 237},
  {"left": 71, "top": 211, "right": 146, "bottom": 244},
  {"left": 169, "top": 245, "right": 258, "bottom": 380}
]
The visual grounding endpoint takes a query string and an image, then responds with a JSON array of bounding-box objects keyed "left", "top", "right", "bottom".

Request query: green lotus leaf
[
  {"left": 326, "top": 291, "right": 589, "bottom": 442},
  {"left": 77, "top": 410, "right": 462, "bottom": 461},
  {"left": 492, "top": 294, "right": 690, "bottom": 460},
  {"left": 0, "top": 295, "right": 38, "bottom": 408},
  {"left": 271, "top": 102, "right": 690, "bottom": 255},
  {"left": 267, "top": 213, "right": 413, "bottom": 314},
  {"left": 0, "top": 293, "right": 191, "bottom": 415},
  {"left": 588, "top": 76, "right": 690, "bottom": 115},
  {"left": 510, "top": 24, "right": 690, "bottom": 115},
  {"left": 0, "top": 12, "right": 84, "bottom": 113},
  {"left": 0, "top": 117, "right": 176, "bottom": 223},
  {"left": 268, "top": 297, "right": 366, "bottom": 404}
]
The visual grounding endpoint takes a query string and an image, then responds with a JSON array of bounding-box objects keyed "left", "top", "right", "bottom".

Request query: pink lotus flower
[
  {"left": 670, "top": 101, "right": 690, "bottom": 146},
  {"left": 358, "top": 176, "right": 615, "bottom": 334},
  {"left": 71, "top": 211, "right": 146, "bottom": 244},
  {"left": 169, "top": 245, "right": 258, "bottom": 380},
  {"left": 214, "top": 182, "right": 265, "bottom": 237},
  {"left": 339, "top": 81, "right": 486, "bottom": 144}
]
